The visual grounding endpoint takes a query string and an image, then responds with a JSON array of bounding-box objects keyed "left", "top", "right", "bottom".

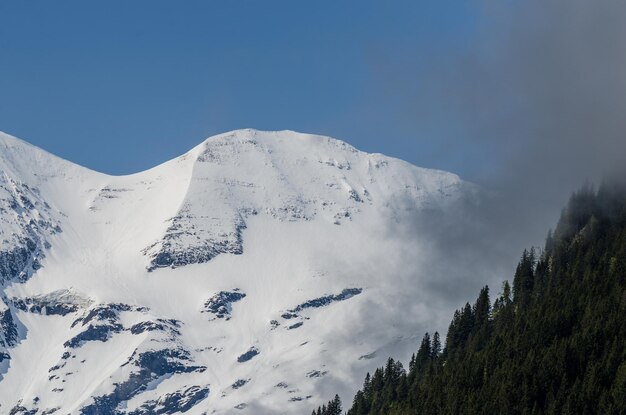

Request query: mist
[
  {"left": 307, "top": 2, "right": 626, "bottom": 404},
  {"left": 428, "top": 0, "right": 626, "bottom": 232},
  {"left": 364, "top": 0, "right": 626, "bottom": 337}
]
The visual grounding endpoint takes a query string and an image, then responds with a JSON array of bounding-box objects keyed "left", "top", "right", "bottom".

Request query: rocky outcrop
[
  {"left": 202, "top": 290, "right": 246, "bottom": 320},
  {"left": 81, "top": 348, "right": 206, "bottom": 414},
  {"left": 0, "top": 178, "right": 61, "bottom": 285}
]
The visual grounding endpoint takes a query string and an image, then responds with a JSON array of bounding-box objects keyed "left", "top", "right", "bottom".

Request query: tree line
[{"left": 316, "top": 182, "right": 626, "bottom": 414}]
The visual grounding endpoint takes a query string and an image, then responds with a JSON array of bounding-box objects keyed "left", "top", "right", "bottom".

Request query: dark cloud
[
  {"left": 246, "top": 7, "right": 626, "bottom": 401},
  {"left": 471, "top": 0, "right": 626, "bottom": 276},
  {"left": 366, "top": 0, "right": 626, "bottom": 333},
  {"left": 425, "top": 0, "right": 626, "bottom": 225}
]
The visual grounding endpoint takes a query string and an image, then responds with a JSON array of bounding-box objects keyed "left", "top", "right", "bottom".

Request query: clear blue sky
[{"left": 0, "top": 1, "right": 480, "bottom": 175}]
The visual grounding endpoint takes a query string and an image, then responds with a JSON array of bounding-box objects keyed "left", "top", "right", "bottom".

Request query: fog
[{"left": 370, "top": 0, "right": 626, "bottom": 338}]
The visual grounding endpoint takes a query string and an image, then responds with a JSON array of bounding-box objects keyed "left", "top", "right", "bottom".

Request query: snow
[{"left": 0, "top": 129, "right": 472, "bottom": 414}]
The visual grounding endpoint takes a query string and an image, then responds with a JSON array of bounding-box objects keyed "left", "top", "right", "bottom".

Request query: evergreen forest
[{"left": 315, "top": 183, "right": 626, "bottom": 414}]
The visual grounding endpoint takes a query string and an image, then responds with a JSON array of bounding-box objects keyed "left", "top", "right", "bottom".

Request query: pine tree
[
  {"left": 330, "top": 394, "right": 342, "bottom": 415},
  {"left": 415, "top": 333, "right": 431, "bottom": 373},
  {"left": 431, "top": 331, "right": 441, "bottom": 358},
  {"left": 513, "top": 249, "right": 535, "bottom": 309},
  {"left": 473, "top": 286, "right": 491, "bottom": 326}
]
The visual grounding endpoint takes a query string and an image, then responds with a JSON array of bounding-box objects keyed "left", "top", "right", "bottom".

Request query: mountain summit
[{"left": 0, "top": 129, "right": 472, "bottom": 414}]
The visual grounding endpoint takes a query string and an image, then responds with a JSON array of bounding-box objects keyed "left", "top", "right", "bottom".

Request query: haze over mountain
[{"left": 0, "top": 129, "right": 482, "bottom": 414}]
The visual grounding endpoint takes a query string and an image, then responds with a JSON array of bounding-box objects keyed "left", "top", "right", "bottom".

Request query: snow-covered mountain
[{"left": 0, "top": 129, "right": 473, "bottom": 414}]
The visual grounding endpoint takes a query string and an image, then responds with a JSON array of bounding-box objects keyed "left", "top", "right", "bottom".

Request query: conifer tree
[
  {"left": 473, "top": 286, "right": 490, "bottom": 326},
  {"left": 431, "top": 331, "right": 441, "bottom": 358}
]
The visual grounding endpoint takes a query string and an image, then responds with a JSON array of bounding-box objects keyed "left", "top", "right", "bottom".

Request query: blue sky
[{"left": 0, "top": 1, "right": 481, "bottom": 176}]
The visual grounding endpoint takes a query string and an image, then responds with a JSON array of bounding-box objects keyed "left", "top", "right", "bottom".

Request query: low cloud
[{"left": 361, "top": 0, "right": 626, "bottom": 339}]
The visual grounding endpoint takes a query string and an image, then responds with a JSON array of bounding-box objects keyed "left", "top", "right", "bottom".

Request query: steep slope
[
  {"left": 333, "top": 184, "right": 626, "bottom": 415},
  {"left": 0, "top": 129, "right": 473, "bottom": 414}
]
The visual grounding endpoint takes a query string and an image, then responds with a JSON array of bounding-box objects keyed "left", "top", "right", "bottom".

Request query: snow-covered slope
[{"left": 0, "top": 129, "right": 472, "bottom": 414}]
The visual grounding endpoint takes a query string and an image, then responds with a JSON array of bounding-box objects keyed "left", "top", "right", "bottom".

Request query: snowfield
[{"left": 0, "top": 129, "right": 473, "bottom": 414}]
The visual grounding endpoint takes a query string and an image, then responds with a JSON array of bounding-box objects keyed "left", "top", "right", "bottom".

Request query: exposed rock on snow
[
  {"left": 237, "top": 347, "right": 260, "bottom": 363},
  {"left": 202, "top": 290, "right": 247, "bottom": 320},
  {"left": 288, "top": 288, "right": 363, "bottom": 313},
  {"left": 128, "top": 386, "right": 210, "bottom": 415},
  {"left": 13, "top": 289, "right": 92, "bottom": 316},
  {"left": 0, "top": 129, "right": 475, "bottom": 414}
]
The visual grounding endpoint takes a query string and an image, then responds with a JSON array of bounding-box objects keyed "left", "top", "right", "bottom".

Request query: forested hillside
[{"left": 317, "top": 183, "right": 626, "bottom": 414}]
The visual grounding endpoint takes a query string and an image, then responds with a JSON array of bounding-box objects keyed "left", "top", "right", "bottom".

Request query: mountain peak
[
  {"left": 0, "top": 130, "right": 43, "bottom": 158},
  {"left": 0, "top": 128, "right": 472, "bottom": 414},
  {"left": 0, "top": 130, "right": 90, "bottom": 181},
  {"left": 195, "top": 129, "right": 357, "bottom": 154}
]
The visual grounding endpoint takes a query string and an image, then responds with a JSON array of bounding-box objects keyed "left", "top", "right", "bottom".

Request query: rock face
[
  {"left": 0, "top": 129, "right": 475, "bottom": 414},
  {"left": 12, "top": 289, "right": 92, "bottom": 316},
  {"left": 0, "top": 300, "right": 18, "bottom": 349},
  {"left": 203, "top": 290, "right": 247, "bottom": 320},
  {"left": 0, "top": 176, "right": 62, "bottom": 285}
]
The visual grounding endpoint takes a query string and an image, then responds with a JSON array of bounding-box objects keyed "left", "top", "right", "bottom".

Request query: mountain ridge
[
  {"left": 0, "top": 128, "right": 462, "bottom": 181},
  {"left": 0, "top": 129, "right": 474, "bottom": 414}
]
